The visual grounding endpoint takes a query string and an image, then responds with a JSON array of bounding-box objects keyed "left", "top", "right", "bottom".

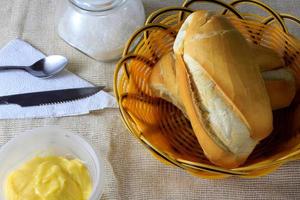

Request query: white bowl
[{"left": 0, "top": 126, "right": 104, "bottom": 200}]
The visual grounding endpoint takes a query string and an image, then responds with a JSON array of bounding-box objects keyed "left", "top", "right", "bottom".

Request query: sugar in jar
[{"left": 57, "top": 0, "right": 145, "bottom": 62}]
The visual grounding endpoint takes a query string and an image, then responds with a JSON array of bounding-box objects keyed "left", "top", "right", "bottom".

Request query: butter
[{"left": 5, "top": 156, "right": 92, "bottom": 200}]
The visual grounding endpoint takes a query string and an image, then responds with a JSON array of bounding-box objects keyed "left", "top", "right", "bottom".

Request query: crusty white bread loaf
[
  {"left": 249, "top": 43, "right": 284, "bottom": 71},
  {"left": 262, "top": 68, "right": 296, "bottom": 110},
  {"left": 150, "top": 53, "right": 295, "bottom": 111},
  {"left": 173, "top": 11, "right": 273, "bottom": 168},
  {"left": 149, "top": 52, "right": 185, "bottom": 112}
]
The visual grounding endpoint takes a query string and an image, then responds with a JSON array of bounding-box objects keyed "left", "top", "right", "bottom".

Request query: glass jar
[{"left": 57, "top": 0, "right": 145, "bottom": 62}]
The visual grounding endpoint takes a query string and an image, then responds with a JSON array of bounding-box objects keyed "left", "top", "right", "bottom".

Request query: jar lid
[{"left": 70, "top": 0, "right": 123, "bottom": 11}]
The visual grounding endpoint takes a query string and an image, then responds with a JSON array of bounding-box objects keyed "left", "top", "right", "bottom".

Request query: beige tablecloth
[{"left": 0, "top": 0, "right": 300, "bottom": 199}]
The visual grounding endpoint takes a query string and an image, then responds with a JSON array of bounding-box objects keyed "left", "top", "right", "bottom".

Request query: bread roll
[
  {"left": 262, "top": 68, "right": 296, "bottom": 110},
  {"left": 173, "top": 11, "right": 273, "bottom": 168},
  {"left": 149, "top": 52, "right": 184, "bottom": 112},
  {"left": 250, "top": 43, "right": 284, "bottom": 71},
  {"left": 150, "top": 53, "right": 295, "bottom": 111}
]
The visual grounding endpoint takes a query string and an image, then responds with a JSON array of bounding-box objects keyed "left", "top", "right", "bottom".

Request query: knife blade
[{"left": 0, "top": 86, "right": 104, "bottom": 107}]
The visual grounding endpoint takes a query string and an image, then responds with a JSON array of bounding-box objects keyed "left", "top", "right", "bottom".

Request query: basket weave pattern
[{"left": 114, "top": 0, "right": 300, "bottom": 178}]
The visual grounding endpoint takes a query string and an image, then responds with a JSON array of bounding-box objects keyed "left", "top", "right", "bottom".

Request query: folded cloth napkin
[{"left": 0, "top": 39, "right": 117, "bottom": 119}]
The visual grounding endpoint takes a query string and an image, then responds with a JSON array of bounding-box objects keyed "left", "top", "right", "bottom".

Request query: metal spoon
[{"left": 0, "top": 55, "right": 68, "bottom": 78}]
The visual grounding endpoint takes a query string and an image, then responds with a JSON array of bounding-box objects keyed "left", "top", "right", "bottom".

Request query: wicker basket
[{"left": 114, "top": 0, "right": 300, "bottom": 178}]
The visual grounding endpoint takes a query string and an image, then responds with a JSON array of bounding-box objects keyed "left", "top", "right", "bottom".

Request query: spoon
[{"left": 0, "top": 55, "right": 68, "bottom": 78}]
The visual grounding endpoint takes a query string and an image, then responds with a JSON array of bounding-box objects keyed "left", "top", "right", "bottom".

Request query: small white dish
[{"left": 0, "top": 126, "right": 104, "bottom": 200}]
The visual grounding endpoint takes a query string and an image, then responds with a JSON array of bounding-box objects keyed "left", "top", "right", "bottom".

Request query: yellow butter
[{"left": 5, "top": 156, "right": 92, "bottom": 200}]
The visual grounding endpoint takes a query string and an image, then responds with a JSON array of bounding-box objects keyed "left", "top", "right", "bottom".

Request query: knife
[{"left": 0, "top": 86, "right": 104, "bottom": 107}]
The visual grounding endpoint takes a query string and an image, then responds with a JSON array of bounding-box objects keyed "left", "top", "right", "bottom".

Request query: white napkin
[{"left": 0, "top": 39, "right": 117, "bottom": 119}]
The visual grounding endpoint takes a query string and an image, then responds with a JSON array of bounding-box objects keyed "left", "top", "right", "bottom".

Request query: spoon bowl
[
  {"left": 0, "top": 55, "right": 68, "bottom": 78},
  {"left": 27, "top": 55, "right": 68, "bottom": 78}
]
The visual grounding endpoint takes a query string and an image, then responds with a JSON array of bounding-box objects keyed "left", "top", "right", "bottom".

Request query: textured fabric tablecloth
[{"left": 0, "top": 0, "right": 299, "bottom": 199}]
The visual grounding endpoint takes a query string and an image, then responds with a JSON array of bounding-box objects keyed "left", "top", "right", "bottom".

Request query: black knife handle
[{"left": 0, "top": 97, "right": 9, "bottom": 105}]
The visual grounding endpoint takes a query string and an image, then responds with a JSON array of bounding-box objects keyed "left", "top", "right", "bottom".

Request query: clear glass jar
[{"left": 57, "top": 0, "right": 145, "bottom": 62}]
